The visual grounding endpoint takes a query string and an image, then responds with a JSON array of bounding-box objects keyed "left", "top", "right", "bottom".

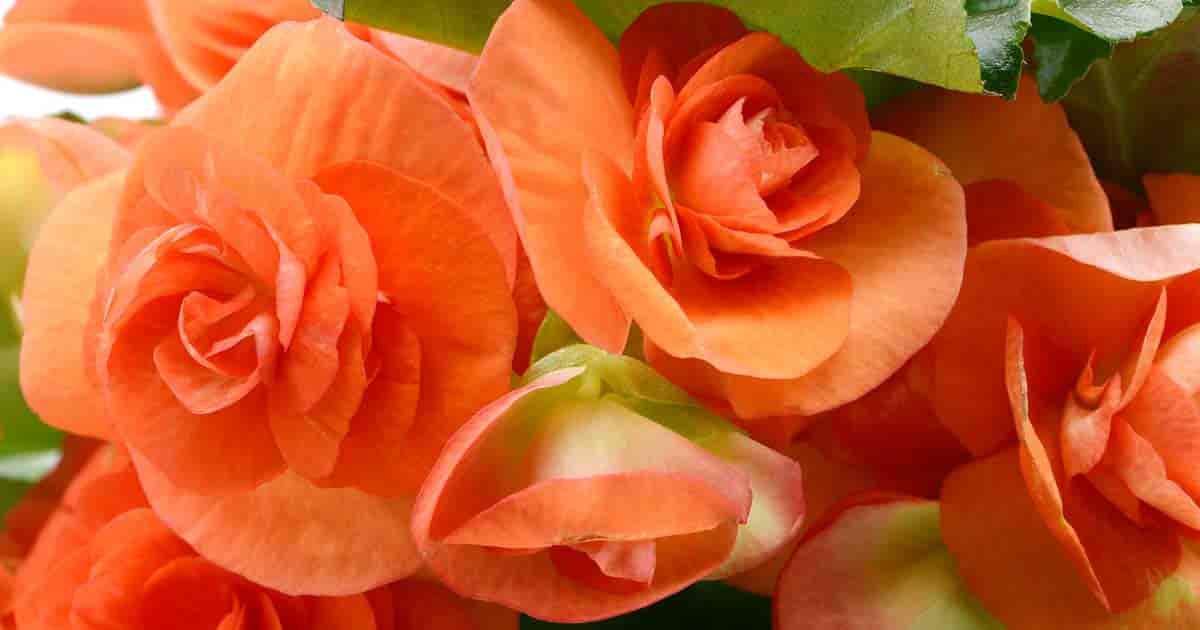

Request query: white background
[{"left": 0, "top": 0, "right": 161, "bottom": 120}]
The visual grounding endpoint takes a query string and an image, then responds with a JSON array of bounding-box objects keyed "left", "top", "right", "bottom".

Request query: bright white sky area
[{"left": 0, "top": 0, "right": 163, "bottom": 121}]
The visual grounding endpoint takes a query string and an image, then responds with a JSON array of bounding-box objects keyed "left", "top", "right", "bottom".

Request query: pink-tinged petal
[
  {"left": 1145, "top": 173, "right": 1200, "bottom": 225},
  {"left": 2, "top": 117, "right": 130, "bottom": 189},
  {"left": 583, "top": 151, "right": 853, "bottom": 380},
  {"left": 876, "top": 74, "right": 1112, "bottom": 234},
  {"left": 933, "top": 226, "right": 1200, "bottom": 456},
  {"left": 414, "top": 369, "right": 741, "bottom": 622},
  {"left": 132, "top": 451, "right": 420, "bottom": 597},
  {"left": 646, "top": 132, "right": 966, "bottom": 419},
  {"left": 1120, "top": 366, "right": 1200, "bottom": 502},
  {"left": 706, "top": 432, "right": 805, "bottom": 578},
  {"left": 1060, "top": 360, "right": 1121, "bottom": 479},
  {"left": 313, "top": 162, "right": 516, "bottom": 495},
  {"left": 776, "top": 495, "right": 1000, "bottom": 630},
  {"left": 468, "top": 0, "right": 636, "bottom": 350},
  {"left": 177, "top": 18, "right": 516, "bottom": 283},
  {"left": 20, "top": 174, "right": 124, "bottom": 439},
  {"left": 369, "top": 30, "right": 477, "bottom": 95},
  {"left": 1104, "top": 419, "right": 1200, "bottom": 530},
  {"left": 1157, "top": 322, "right": 1200, "bottom": 396},
  {"left": 145, "top": 0, "right": 319, "bottom": 90}
]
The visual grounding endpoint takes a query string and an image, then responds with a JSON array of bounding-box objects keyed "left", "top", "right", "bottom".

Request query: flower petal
[
  {"left": 964, "top": 180, "right": 1070, "bottom": 246},
  {"left": 468, "top": 0, "right": 635, "bottom": 351},
  {"left": 1145, "top": 173, "right": 1200, "bottom": 225},
  {"left": 0, "top": 23, "right": 141, "bottom": 93},
  {"left": 876, "top": 74, "right": 1111, "bottom": 234},
  {"left": 20, "top": 174, "right": 124, "bottom": 438},
  {"left": 176, "top": 18, "right": 516, "bottom": 283},
  {"left": 133, "top": 451, "right": 420, "bottom": 597}
]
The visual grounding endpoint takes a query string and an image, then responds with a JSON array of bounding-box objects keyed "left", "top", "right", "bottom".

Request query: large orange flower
[
  {"left": 470, "top": 0, "right": 967, "bottom": 421},
  {"left": 19, "top": 18, "right": 518, "bottom": 595},
  {"left": 12, "top": 445, "right": 518, "bottom": 630},
  {"left": 931, "top": 226, "right": 1200, "bottom": 628}
]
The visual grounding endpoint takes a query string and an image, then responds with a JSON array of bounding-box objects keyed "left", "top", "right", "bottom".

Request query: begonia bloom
[
  {"left": 19, "top": 19, "right": 518, "bottom": 595},
  {"left": 413, "top": 346, "right": 804, "bottom": 622},
  {"left": 470, "top": 0, "right": 967, "bottom": 421}
]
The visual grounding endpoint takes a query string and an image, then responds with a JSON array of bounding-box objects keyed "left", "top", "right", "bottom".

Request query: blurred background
[{"left": 0, "top": 0, "right": 160, "bottom": 119}]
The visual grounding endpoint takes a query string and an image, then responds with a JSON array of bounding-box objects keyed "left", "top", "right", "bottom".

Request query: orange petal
[
  {"left": 176, "top": 18, "right": 516, "bottom": 284},
  {"left": 145, "top": 0, "right": 319, "bottom": 90},
  {"left": 133, "top": 451, "right": 420, "bottom": 597},
  {"left": 414, "top": 369, "right": 741, "bottom": 622},
  {"left": 369, "top": 30, "right": 477, "bottom": 95},
  {"left": 876, "top": 74, "right": 1111, "bottom": 234},
  {"left": 20, "top": 174, "right": 123, "bottom": 439},
  {"left": 964, "top": 180, "right": 1071, "bottom": 245},
  {"left": 314, "top": 162, "right": 517, "bottom": 495},
  {"left": 1105, "top": 419, "right": 1200, "bottom": 530},
  {"left": 941, "top": 450, "right": 1117, "bottom": 628},
  {"left": 1, "top": 117, "right": 130, "bottom": 191},
  {"left": 583, "top": 151, "right": 853, "bottom": 380},
  {"left": 647, "top": 132, "right": 966, "bottom": 418},
  {"left": 1120, "top": 366, "right": 1200, "bottom": 503},
  {"left": 1145, "top": 173, "right": 1200, "bottom": 225},
  {"left": 617, "top": 2, "right": 747, "bottom": 103},
  {"left": 384, "top": 580, "right": 520, "bottom": 630},
  {"left": 468, "top": 0, "right": 635, "bottom": 350},
  {"left": 933, "top": 226, "right": 1200, "bottom": 456},
  {"left": 0, "top": 23, "right": 141, "bottom": 93}
]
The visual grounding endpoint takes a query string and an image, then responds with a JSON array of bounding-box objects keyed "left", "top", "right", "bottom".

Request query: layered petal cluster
[
  {"left": 12, "top": 445, "right": 517, "bottom": 630},
  {"left": 471, "top": 0, "right": 967, "bottom": 422},
  {"left": 413, "top": 346, "right": 805, "bottom": 622},
  {"left": 19, "top": 18, "right": 519, "bottom": 596}
]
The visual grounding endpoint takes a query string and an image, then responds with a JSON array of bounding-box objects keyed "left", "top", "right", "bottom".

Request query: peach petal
[
  {"left": 133, "top": 451, "right": 420, "bottom": 597},
  {"left": 0, "top": 23, "right": 141, "bottom": 93},
  {"left": 876, "top": 74, "right": 1111, "bottom": 234},
  {"left": 468, "top": 0, "right": 634, "bottom": 349},
  {"left": 368, "top": 30, "right": 477, "bottom": 95},
  {"left": 177, "top": 18, "right": 516, "bottom": 283},
  {"left": 20, "top": 174, "right": 124, "bottom": 439},
  {"left": 145, "top": 0, "right": 319, "bottom": 90},
  {"left": 313, "top": 162, "right": 516, "bottom": 494},
  {"left": 1120, "top": 366, "right": 1200, "bottom": 502},
  {"left": 1106, "top": 419, "right": 1200, "bottom": 530}
]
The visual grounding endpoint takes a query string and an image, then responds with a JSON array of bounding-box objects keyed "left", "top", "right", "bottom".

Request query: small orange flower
[{"left": 19, "top": 19, "right": 519, "bottom": 595}]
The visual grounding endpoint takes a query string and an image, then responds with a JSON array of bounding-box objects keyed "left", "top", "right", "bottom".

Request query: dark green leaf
[
  {"left": 1029, "top": 14, "right": 1113, "bottom": 101},
  {"left": 966, "top": 0, "right": 1033, "bottom": 97},
  {"left": 1033, "top": 0, "right": 1183, "bottom": 41},
  {"left": 521, "top": 582, "right": 770, "bottom": 630},
  {"left": 1062, "top": 7, "right": 1200, "bottom": 186},
  {"left": 846, "top": 70, "right": 920, "bottom": 108},
  {"left": 316, "top": 0, "right": 986, "bottom": 92}
]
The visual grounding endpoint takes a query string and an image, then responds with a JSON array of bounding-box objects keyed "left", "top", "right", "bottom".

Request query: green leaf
[
  {"left": 966, "top": 0, "right": 1033, "bottom": 97},
  {"left": 1062, "top": 7, "right": 1200, "bottom": 186},
  {"left": 317, "top": 0, "right": 986, "bottom": 93},
  {"left": 521, "top": 581, "right": 770, "bottom": 630},
  {"left": 1029, "top": 14, "right": 1113, "bottom": 101},
  {"left": 1032, "top": 0, "right": 1183, "bottom": 40},
  {"left": 528, "top": 310, "right": 584, "bottom": 368}
]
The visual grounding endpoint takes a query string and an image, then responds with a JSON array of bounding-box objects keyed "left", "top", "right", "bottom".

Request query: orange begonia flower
[
  {"left": 413, "top": 347, "right": 805, "bottom": 622},
  {"left": 470, "top": 0, "right": 967, "bottom": 421},
  {"left": 928, "top": 226, "right": 1200, "bottom": 628},
  {"left": 1144, "top": 173, "right": 1200, "bottom": 226},
  {"left": 12, "top": 445, "right": 518, "bottom": 630},
  {"left": 19, "top": 18, "right": 519, "bottom": 595},
  {"left": 0, "top": 0, "right": 200, "bottom": 111}
]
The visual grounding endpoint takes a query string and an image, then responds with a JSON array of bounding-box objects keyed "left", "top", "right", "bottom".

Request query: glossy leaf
[
  {"left": 1032, "top": 0, "right": 1183, "bottom": 41},
  {"left": 520, "top": 582, "right": 769, "bottom": 630},
  {"left": 315, "top": 0, "right": 986, "bottom": 92},
  {"left": 1062, "top": 7, "right": 1200, "bottom": 186},
  {"left": 966, "top": 0, "right": 1032, "bottom": 97},
  {"left": 1029, "top": 14, "right": 1112, "bottom": 101}
]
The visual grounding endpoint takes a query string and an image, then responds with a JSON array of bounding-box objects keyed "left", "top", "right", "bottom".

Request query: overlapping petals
[
  {"left": 471, "top": 0, "right": 967, "bottom": 421},
  {"left": 12, "top": 445, "right": 518, "bottom": 630},
  {"left": 928, "top": 226, "right": 1200, "bottom": 628},
  {"left": 20, "top": 18, "right": 518, "bottom": 595},
  {"left": 413, "top": 347, "right": 804, "bottom": 622}
]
